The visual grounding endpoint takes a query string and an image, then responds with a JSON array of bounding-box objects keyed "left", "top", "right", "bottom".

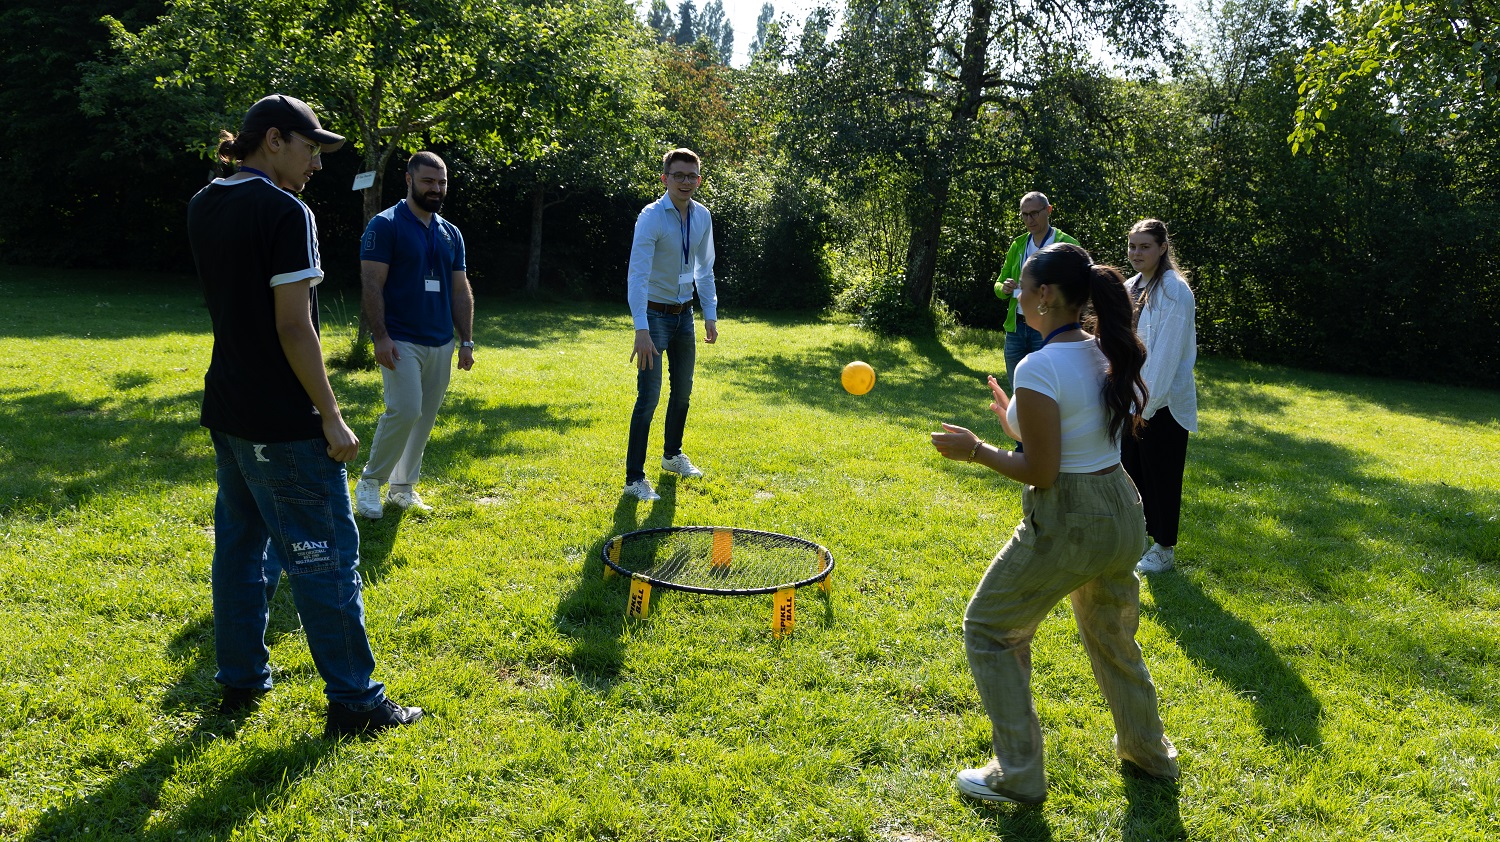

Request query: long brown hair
[{"left": 1028, "top": 243, "right": 1149, "bottom": 442}]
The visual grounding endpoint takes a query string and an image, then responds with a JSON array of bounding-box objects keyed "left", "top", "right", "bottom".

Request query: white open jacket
[{"left": 1125, "top": 269, "right": 1199, "bottom": 433}]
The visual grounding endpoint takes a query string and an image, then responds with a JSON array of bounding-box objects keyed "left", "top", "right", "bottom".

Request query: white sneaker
[
  {"left": 1136, "top": 544, "right": 1175, "bottom": 574},
  {"left": 624, "top": 479, "right": 660, "bottom": 501},
  {"left": 954, "top": 766, "right": 1046, "bottom": 805},
  {"left": 386, "top": 488, "right": 432, "bottom": 513},
  {"left": 354, "top": 478, "right": 383, "bottom": 519},
  {"left": 661, "top": 453, "right": 704, "bottom": 478}
]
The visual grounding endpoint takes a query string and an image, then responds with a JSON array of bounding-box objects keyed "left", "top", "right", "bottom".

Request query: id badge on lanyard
[
  {"left": 678, "top": 209, "right": 694, "bottom": 301},
  {"left": 425, "top": 221, "right": 442, "bottom": 293}
]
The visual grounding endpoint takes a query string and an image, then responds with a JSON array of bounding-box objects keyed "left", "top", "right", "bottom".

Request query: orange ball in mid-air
[{"left": 841, "top": 360, "right": 876, "bottom": 395}]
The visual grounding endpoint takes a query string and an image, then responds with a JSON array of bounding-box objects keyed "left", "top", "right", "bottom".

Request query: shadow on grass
[
  {"left": 551, "top": 489, "right": 679, "bottom": 688},
  {"left": 967, "top": 802, "right": 1054, "bottom": 840},
  {"left": 25, "top": 614, "right": 331, "bottom": 841},
  {"left": 1144, "top": 572, "right": 1324, "bottom": 748},
  {"left": 0, "top": 386, "right": 207, "bottom": 518},
  {"left": 1122, "top": 770, "right": 1187, "bottom": 842}
]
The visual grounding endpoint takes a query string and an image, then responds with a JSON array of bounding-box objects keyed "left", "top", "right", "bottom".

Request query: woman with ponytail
[
  {"left": 1123, "top": 219, "right": 1198, "bottom": 574},
  {"left": 931, "top": 242, "right": 1179, "bottom": 804}
]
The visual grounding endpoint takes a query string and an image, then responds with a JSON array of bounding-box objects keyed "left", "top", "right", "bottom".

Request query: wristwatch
[{"left": 460, "top": 340, "right": 475, "bottom": 349}]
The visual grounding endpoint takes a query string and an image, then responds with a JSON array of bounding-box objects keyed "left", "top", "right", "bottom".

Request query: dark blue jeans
[
  {"left": 210, "top": 431, "right": 384, "bottom": 709},
  {"left": 626, "top": 308, "right": 696, "bottom": 484},
  {"left": 1004, "top": 314, "right": 1046, "bottom": 386}
]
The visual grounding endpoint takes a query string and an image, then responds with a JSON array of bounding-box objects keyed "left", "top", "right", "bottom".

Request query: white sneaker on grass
[
  {"left": 354, "top": 478, "right": 384, "bottom": 520},
  {"left": 1136, "top": 543, "right": 1175, "bottom": 574},
  {"left": 624, "top": 479, "right": 660, "bottom": 502},
  {"left": 954, "top": 766, "right": 1046, "bottom": 805},
  {"left": 661, "top": 453, "right": 704, "bottom": 478},
  {"left": 386, "top": 487, "right": 432, "bottom": 513}
]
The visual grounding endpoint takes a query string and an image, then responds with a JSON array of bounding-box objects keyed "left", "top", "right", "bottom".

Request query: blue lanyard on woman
[{"left": 1040, "top": 323, "right": 1081, "bottom": 348}]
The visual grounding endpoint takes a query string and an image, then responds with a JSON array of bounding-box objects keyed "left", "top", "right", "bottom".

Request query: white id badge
[
  {"left": 425, "top": 274, "right": 441, "bottom": 293},
  {"left": 677, "top": 272, "right": 694, "bottom": 301}
]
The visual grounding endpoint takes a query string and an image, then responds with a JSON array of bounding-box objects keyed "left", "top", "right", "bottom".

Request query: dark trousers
[{"left": 1120, "top": 407, "right": 1189, "bottom": 548}]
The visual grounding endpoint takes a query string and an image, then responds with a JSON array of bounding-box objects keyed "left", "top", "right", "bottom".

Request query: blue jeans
[
  {"left": 1004, "top": 314, "right": 1046, "bottom": 385},
  {"left": 626, "top": 308, "right": 696, "bottom": 484},
  {"left": 210, "top": 431, "right": 384, "bottom": 709}
]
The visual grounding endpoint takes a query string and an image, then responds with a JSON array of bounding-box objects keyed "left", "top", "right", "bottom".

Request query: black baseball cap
[{"left": 240, "top": 94, "right": 345, "bottom": 153}]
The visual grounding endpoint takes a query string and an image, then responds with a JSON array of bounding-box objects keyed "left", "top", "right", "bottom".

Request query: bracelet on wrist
[{"left": 967, "top": 440, "right": 983, "bottom": 462}]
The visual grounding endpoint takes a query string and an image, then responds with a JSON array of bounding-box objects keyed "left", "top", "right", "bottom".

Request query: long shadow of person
[
  {"left": 1144, "top": 573, "right": 1323, "bottom": 748},
  {"left": 969, "top": 801, "right": 1056, "bottom": 841},
  {"left": 1122, "top": 766, "right": 1188, "bottom": 842},
  {"left": 25, "top": 612, "right": 333, "bottom": 840},
  {"left": 551, "top": 487, "right": 677, "bottom": 690}
]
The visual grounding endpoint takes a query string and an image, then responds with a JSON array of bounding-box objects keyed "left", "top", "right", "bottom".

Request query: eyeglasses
[
  {"left": 668, "top": 172, "right": 702, "bottom": 183},
  {"left": 1020, "top": 208, "right": 1048, "bottom": 221},
  {"left": 286, "top": 132, "right": 322, "bottom": 158}
]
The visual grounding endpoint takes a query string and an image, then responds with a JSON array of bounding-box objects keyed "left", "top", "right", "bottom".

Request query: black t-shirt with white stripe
[{"left": 188, "top": 176, "right": 326, "bottom": 442}]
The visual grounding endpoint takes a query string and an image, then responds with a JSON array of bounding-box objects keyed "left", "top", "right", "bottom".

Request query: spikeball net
[{"left": 602, "top": 526, "right": 834, "bottom": 635}]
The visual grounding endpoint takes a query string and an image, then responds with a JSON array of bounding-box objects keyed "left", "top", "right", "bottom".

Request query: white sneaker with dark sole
[
  {"left": 354, "top": 478, "right": 384, "bottom": 520},
  {"left": 661, "top": 453, "right": 704, "bottom": 478}
]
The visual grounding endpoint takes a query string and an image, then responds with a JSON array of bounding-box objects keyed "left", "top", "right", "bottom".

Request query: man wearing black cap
[{"left": 186, "top": 94, "right": 423, "bottom": 739}]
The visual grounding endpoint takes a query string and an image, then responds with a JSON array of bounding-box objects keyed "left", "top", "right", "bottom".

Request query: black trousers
[{"left": 1121, "top": 407, "right": 1189, "bottom": 548}]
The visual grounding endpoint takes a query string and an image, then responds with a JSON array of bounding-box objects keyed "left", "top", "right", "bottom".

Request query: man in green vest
[{"left": 994, "top": 191, "right": 1080, "bottom": 383}]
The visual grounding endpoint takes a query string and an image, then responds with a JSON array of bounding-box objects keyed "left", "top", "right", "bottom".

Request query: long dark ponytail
[{"left": 1028, "top": 243, "right": 1148, "bottom": 443}]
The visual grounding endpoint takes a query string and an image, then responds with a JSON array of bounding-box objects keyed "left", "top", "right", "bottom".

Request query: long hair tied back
[{"left": 1028, "top": 243, "right": 1149, "bottom": 442}]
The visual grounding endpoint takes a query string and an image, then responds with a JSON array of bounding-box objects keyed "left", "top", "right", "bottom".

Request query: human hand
[
  {"left": 323, "top": 415, "right": 359, "bottom": 463},
  {"left": 931, "top": 422, "right": 981, "bottom": 462},
  {"left": 631, "top": 330, "right": 658, "bottom": 370},
  {"left": 457, "top": 344, "right": 474, "bottom": 371},
  {"left": 374, "top": 336, "right": 400, "bottom": 370},
  {"left": 987, "top": 375, "right": 1011, "bottom": 420},
  {"left": 704, "top": 320, "right": 718, "bottom": 344}
]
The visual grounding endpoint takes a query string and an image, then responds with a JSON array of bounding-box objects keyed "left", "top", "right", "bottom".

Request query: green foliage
[
  {"left": 3, "top": 270, "right": 1499, "bottom": 840},
  {"left": 1292, "top": 0, "right": 1499, "bottom": 151}
]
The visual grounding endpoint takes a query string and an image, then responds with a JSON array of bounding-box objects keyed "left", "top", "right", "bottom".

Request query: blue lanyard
[
  {"left": 426, "top": 215, "right": 441, "bottom": 279},
  {"left": 238, "top": 166, "right": 272, "bottom": 181},
  {"left": 679, "top": 207, "right": 691, "bottom": 267},
  {"left": 1040, "top": 322, "right": 1081, "bottom": 348}
]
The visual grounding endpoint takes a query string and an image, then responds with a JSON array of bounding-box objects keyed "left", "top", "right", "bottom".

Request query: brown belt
[{"left": 647, "top": 300, "right": 689, "bottom": 314}]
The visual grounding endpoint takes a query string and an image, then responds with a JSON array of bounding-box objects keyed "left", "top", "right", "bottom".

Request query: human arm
[
  {"left": 931, "top": 388, "right": 1062, "bottom": 488},
  {"left": 626, "top": 210, "right": 659, "bottom": 369},
  {"left": 986, "top": 375, "right": 1022, "bottom": 442},
  {"left": 360, "top": 259, "right": 399, "bottom": 370},
  {"left": 1138, "top": 273, "right": 1196, "bottom": 419},
  {"left": 274, "top": 280, "right": 358, "bottom": 462},
  {"left": 451, "top": 269, "right": 474, "bottom": 371}
]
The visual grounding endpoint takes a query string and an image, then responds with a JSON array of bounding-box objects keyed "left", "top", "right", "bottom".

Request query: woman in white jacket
[{"left": 1122, "top": 219, "right": 1197, "bottom": 573}]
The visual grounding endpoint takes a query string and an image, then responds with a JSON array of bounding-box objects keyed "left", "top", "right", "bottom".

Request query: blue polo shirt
[{"left": 360, "top": 199, "right": 467, "bottom": 346}]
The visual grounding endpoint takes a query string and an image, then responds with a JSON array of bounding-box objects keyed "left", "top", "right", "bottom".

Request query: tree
[
  {"left": 87, "top": 0, "right": 649, "bottom": 356},
  {"left": 698, "top": 0, "right": 733, "bottom": 64},
  {"left": 675, "top": 0, "right": 698, "bottom": 45},
  {"left": 749, "top": 3, "right": 776, "bottom": 59},
  {"left": 646, "top": 0, "right": 676, "bottom": 42},
  {"left": 1292, "top": 0, "right": 1499, "bottom": 151},
  {"left": 782, "top": 0, "right": 1178, "bottom": 322}
]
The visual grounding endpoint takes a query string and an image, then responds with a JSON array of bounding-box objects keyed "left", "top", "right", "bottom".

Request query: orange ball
[{"left": 841, "top": 360, "right": 876, "bottom": 395}]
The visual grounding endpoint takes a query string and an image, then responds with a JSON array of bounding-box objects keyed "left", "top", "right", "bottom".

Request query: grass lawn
[{"left": 1, "top": 266, "right": 1497, "bottom": 841}]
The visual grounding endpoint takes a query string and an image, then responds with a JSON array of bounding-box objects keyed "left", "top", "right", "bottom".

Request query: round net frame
[{"left": 602, "top": 526, "right": 834, "bottom": 596}]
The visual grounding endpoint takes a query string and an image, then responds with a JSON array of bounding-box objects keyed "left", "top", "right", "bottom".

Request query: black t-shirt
[{"left": 187, "top": 176, "right": 326, "bottom": 442}]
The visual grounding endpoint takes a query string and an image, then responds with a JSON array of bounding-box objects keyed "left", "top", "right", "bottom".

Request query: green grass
[{"left": 1, "top": 266, "right": 1497, "bottom": 841}]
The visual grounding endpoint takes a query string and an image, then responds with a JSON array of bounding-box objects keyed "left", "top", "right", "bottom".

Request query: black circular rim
[{"left": 601, "top": 525, "right": 835, "bottom": 596}]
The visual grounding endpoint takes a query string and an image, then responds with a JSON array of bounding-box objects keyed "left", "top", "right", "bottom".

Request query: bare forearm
[
  {"left": 277, "top": 321, "right": 342, "bottom": 421},
  {"left": 969, "top": 443, "right": 1058, "bottom": 488},
  {"left": 451, "top": 272, "right": 473, "bottom": 342}
]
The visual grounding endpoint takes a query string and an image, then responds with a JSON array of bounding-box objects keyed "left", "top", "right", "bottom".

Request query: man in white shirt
[{"left": 623, "top": 148, "right": 720, "bottom": 502}]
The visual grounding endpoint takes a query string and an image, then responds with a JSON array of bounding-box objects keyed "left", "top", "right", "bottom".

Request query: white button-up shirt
[{"left": 627, "top": 192, "right": 718, "bottom": 330}]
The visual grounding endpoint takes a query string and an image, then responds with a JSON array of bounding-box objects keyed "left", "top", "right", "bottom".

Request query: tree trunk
[
  {"left": 525, "top": 184, "right": 544, "bottom": 296},
  {"left": 345, "top": 141, "right": 399, "bottom": 367},
  {"left": 901, "top": 0, "right": 995, "bottom": 319}
]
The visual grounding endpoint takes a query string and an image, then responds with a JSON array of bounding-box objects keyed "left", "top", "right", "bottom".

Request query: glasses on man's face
[
  {"left": 1020, "top": 208, "right": 1047, "bottom": 221},
  {"left": 287, "top": 132, "right": 322, "bottom": 158},
  {"left": 668, "top": 171, "right": 701, "bottom": 184}
]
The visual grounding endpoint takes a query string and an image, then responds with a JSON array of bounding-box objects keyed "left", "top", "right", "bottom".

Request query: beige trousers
[{"left": 963, "top": 468, "right": 1179, "bottom": 798}]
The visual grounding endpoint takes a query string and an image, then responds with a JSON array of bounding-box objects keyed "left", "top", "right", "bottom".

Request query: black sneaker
[
  {"left": 219, "top": 685, "right": 268, "bottom": 717},
  {"left": 323, "top": 698, "right": 424, "bottom": 739}
]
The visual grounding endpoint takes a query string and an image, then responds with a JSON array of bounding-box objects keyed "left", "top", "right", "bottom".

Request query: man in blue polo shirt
[
  {"left": 354, "top": 151, "right": 475, "bottom": 519},
  {"left": 623, "top": 148, "right": 719, "bottom": 502}
]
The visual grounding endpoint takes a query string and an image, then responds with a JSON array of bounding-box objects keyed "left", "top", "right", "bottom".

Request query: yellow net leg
[
  {"left": 818, "top": 548, "right": 833, "bottom": 594},
  {"left": 604, "top": 537, "right": 620, "bottom": 579},
  {"left": 627, "top": 576, "right": 652, "bottom": 618},
  {"left": 772, "top": 586, "right": 795, "bottom": 637},
  {"left": 711, "top": 528, "right": 733, "bottom": 572}
]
